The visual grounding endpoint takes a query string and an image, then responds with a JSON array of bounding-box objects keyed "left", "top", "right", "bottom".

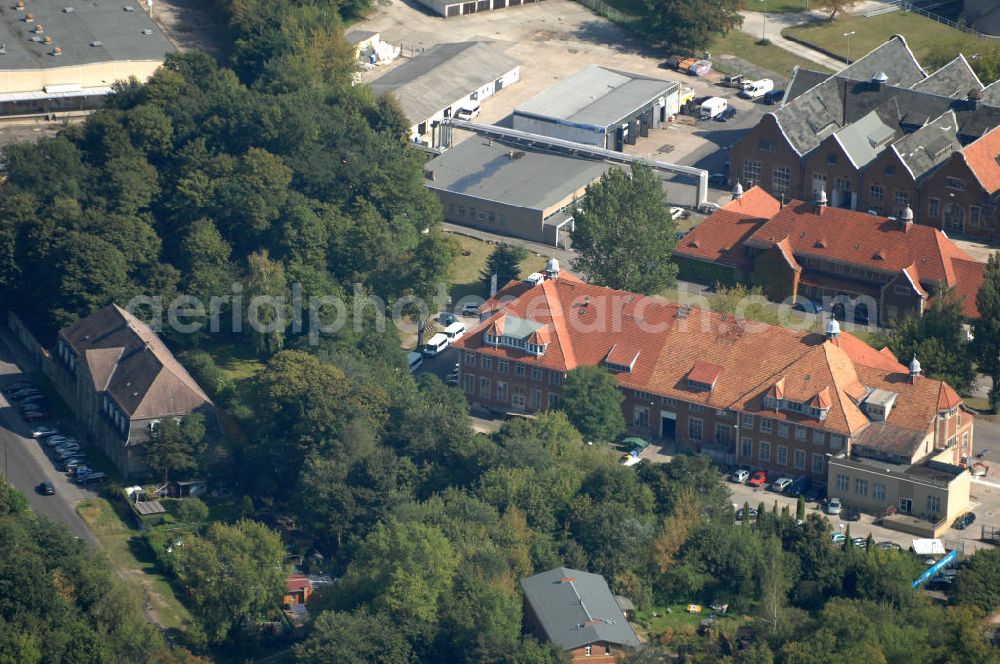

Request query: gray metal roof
[
  {"left": 424, "top": 138, "right": 612, "bottom": 211},
  {"left": 910, "top": 55, "right": 983, "bottom": 99},
  {"left": 0, "top": 1, "right": 173, "bottom": 70},
  {"left": 982, "top": 79, "right": 1000, "bottom": 107},
  {"left": 515, "top": 65, "right": 677, "bottom": 130},
  {"left": 520, "top": 567, "right": 641, "bottom": 652},
  {"left": 370, "top": 41, "right": 517, "bottom": 127},
  {"left": 783, "top": 66, "right": 830, "bottom": 105},
  {"left": 497, "top": 314, "right": 545, "bottom": 340},
  {"left": 345, "top": 29, "right": 377, "bottom": 45},
  {"left": 839, "top": 35, "right": 926, "bottom": 88},
  {"left": 834, "top": 109, "right": 897, "bottom": 169},
  {"left": 891, "top": 110, "right": 961, "bottom": 181}
]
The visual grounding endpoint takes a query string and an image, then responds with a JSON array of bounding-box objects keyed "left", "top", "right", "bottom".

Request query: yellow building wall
[
  {"left": 828, "top": 460, "right": 970, "bottom": 524},
  {"left": 0, "top": 60, "right": 163, "bottom": 94}
]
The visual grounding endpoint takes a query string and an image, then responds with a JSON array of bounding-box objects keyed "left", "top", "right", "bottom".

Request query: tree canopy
[
  {"left": 572, "top": 164, "right": 678, "bottom": 294},
  {"left": 638, "top": 0, "right": 743, "bottom": 53},
  {"left": 973, "top": 253, "right": 1000, "bottom": 409},
  {"left": 560, "top": 365, "right": 627, "bottom": 443}
]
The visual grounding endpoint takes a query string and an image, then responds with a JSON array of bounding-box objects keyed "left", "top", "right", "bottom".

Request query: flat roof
[
  {"left": 424, "top": 138, "right": 613, "bottom": 211},
  {"left": 830, "top": 454, "right": 965, "bottom": 486},
  {"left": 370, "top": 41, "right": 517, "bottom": 126},
  {"left": 515, "top": 65, "right": 677, "bottom": 130},
  {"left": 0, "top": 2, "right": 174, "bottom": 70}
]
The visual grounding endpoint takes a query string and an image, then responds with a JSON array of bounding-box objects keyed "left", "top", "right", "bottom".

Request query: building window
[
  {"left": 870, "top": 184, "right": 884, "bottom": 202},
  {"left": 855, "top": 478, "right": 868, "bottom": 497},
  {"left": 715, "top": 424, "right": 735, "bottom": 446},
  {"left": 830, "top": 435, "right": 845, "bottom": 450},
  {"left": 795, "top": 426, "right": 807, "bottom": 442},
  {"left": 634, "top": 390, "right": 653, "bottom": 400},
  {"left": 662, "top": 396, "right": 678, "bottom": 407},
  {"left": 812, "top": 453, "right": 824, "bottom": 474},
  {"left": 884, "top": 164, "right": 895, "bottom": 176},
  {"left": 835, "top": 177, "right": 851, "bottom": 192},
  {"left": 827, "top": 153, "right": 838, "bottom": 165},
  {"left": 531, "top": 367, "right": 544, "bottom": 381},
  {"left": 873, "top": 483, "right": 886, "bottom": 500},
  {"left": 758, "top": 138, "right": 776, "bottom": 153},
  {"left": 497, "top": 360, "right": 509, "bottom": 373},
  {"left": 585, "top": 646, "right": 592, "bottom": 657},
  {"left": 515, "top": 363, "right": 525, "bottom": 377},
  {"left": 688, "top": 417, "right": 704, "bottom": 441},
  {"left": 971, "top": 206, "right": 982, "bottom": 228},
  {"left": 777, "top": 422, "right": 789, "bottom": 438},
  {"left": 899, "top": 497, "right": 912, "bottom": 513},
  {"left": 549, "top": 371, "right": 562, "bottom": 386},
  {"left": 773, "top": 165, "right": 791, "bottom": 193},
  {"left": 894, "top": 190, "right": 908, "bottom": 209},
  {"left": 812, "top": 429, "right": 826, "bottom": 445},
  {"left": 496, "top": 381, "right": 509, "bottom": 403},
  {"left": 499, "top": 213, "right": 506, "bottom": 225},
  {"left": 488, "top": 211, "right": 495, "bottom": 222},
  {"left": 462, "top": 374, "right": 475, "bottom": 394},
  {"left": 812, "top": 173, "right": 827, "bottom": 196},
  {"left": 928, "top": 198, "right": 940, "bottom": 218},
  {"left": 469, "top": 207, "right": 477, "bottom": 218},
  {"left": 927, "top": 495, "right": 941, "bottom": 514},
  {"left": 793, "top": 449, "right": 806, "bottom": 470},
  {"left": 946, "top": 177, "right": 965, "bottom": 191},
  {"left": 894, "top": 284, "right": 912, "bottom": 296},
  {"left": 741, "top": 413, "right": 754, "bottom": 429},
  {"left": 836, "top": 474, "right": 849, "bottom": 492},
  {"left": 776, "top": 445, "right": 788, "bottom": 465},
  {"left": 743, "top": 160, "right": 761, "bottom": 186},
  {"left": 458, "top": 205, "right": 466, "bottom": 216},
  {"left": 760, "top": 441, "right": 771, "bottom": 462},
  {"left": 741, "top": 436, "right": 753, "bottom": 458},
  {"left": 547, "top": 393, "right": 560, "bottom": 410},
  {"left": 634, "top": 406, "right": 650, "bottom": 429},
  {"left": 481, "top": 356, "right": 492, "bottom": 370},
  {"left": 530, "top": 389, "right": 542, "bottom": 410},
  {"left": 465, "top": 351, "right": 476, "bottom": 366},
  {"left": 689, "top": 403, "right": 704, "bottom": 414},
  {"left": 760, "top": 417, "right": 773, "bottom": 433},
  {"left": 479, "top": 377, "right": 491, "bottom": 397}
]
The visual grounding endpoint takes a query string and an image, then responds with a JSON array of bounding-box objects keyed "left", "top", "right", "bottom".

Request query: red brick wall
[
  {"left": 880, "top": 271, "right": 925, "bottom": 323},
  {"left": 802, "top": 136, "right": 862, "bottom": 209},
  {"left": 729, "top": 115, "right": 803, "bottom": 198},
  {"left": 859, "top": 149, "right": 917, "bottom": 217},
  {"left": 919, "top": 154, "right": 997, "bottom": 241}
]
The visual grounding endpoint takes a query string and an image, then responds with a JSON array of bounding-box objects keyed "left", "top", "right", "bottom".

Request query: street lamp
[
  {"left": 843, "top": 31, "right": 856, "bottom": 66},
  {"left": 761, "top": 0, "right": 767, "bottom": 42}
]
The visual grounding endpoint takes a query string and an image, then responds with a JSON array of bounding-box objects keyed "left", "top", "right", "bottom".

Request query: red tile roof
[
  {"left": 455, "top": 276, "right": 964, "bottom": 436},
  {"left": 286, "top": 575, "right": 312, "bottom": 593},
  {"left": 950, "top": 258, "right": 986, "bottom": 319},
  {"left": 962, "top": 124, "right": 1000, "bottom": 194},
  {"left": 675, "top": 188, "right": 778, "bottom": 269}
]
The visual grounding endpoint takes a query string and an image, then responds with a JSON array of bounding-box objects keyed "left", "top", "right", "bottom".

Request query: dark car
[
  {"left": 3, "top": 381, "right": 33, "bottom": 394},
  {"left": 714, "top": 106, "right": 737, "bottom": 122},
  {"left": 954, "top": 512, "right": 976, "bottom": 530},
  {"left": 36, "top": 481, "right": 55, "bottom": 495},
  {"left": 22, "top": 411, "right": 50, "bottom": 422},
  {"left": 736, "top": 507, "right": 758, "bottom": 521},
  {"left": 762, "top": 89, "right": 785, "bottom": 105},
  {"left": 785, "top": 476, "right": 811, "bottom": 498},
  {"left": 843, "top": 507, "right": 861, "bottom": 522},
  {"left": 926, "top": 577, "right": 953, "bottom": 591}
]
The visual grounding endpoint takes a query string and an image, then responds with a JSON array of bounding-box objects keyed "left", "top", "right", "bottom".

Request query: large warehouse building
[
  {"left": 423, "top": 137, "right": 613, "bottom": 247},
  {"left": 0, "top": 1, "right": 174, "bottom": 116},
  {"left": 416, "top": 0, "right": 548, "bottom": 19},
  {"left": 512, "top": 65, "right": 679, "bottom": 151},
  {"left": 371, "top": 41, "right": 518, "bottom": 143}
]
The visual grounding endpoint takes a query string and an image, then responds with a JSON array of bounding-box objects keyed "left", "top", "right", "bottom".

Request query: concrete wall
[
  {"left": 0, "top": 60, "right": 163, "bottom": 94},
  {"left": 512, "top": 113, "right": 607, "bottom": 148},
  {"left": 436, "top": 190, "right": 546, "bottom": 243},
  {"left": 421, "top": 0, "right": 549, "bottom": 19}
]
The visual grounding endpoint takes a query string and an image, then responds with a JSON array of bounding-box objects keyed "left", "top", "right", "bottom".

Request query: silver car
[{"left": 827, "top": 497, "right": 842, "bottom": 515}]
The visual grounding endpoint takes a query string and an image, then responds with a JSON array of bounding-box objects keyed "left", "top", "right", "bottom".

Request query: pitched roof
[
  {"left": 910, "top": 55, "right": 983, "bottom": 99},
  {"left": 784, "top": 66, "right": 832, "bottom": 105},
  {"left": 674, "top": 187, "right": 779, "bottom": 268},
  {"left": 961, "top": 124, "right": 1000, "bottom": 193},
  {"left": 833, "top": 109, "right": 898, "bottom": 169},
  {"left": 456, "top": 274, "right": 963, "bottom": 438},
  {"left": 60, "top": 305, "right": 212, "bottom": 420},
  {"left": 520, "top": 567, "right": 640, "bottom": 651},
  {"left": 951, "top": 258, "right": 986, "bottom": 319},
  {"left": 370, "top": 41, "right": 517, "bottom": 126},
  {"left": 839, "top": 35, "right": 926, "bottom": 88},
  {"left": 890, "top": 110, "right": 961, "bottom": 181},
  {"left": 285, "top": 574, "right": 312, "bottom": 593}
]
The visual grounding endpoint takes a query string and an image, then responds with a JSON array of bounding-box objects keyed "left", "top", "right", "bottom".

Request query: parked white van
[
  {"left": 740, "top": 78, "right": 774, "bottom": 100},
  {"left": 443, "top": 321, "right": 466, "bottom": 341},
  {"left": 407, "top": 351, "right": 423, "bottom": 373},
  {"left": 423, "top": 333, "right": 450, "bottom": 357},
  {"left": 455, "top": 102, "right": 481, "bottom": 120}
]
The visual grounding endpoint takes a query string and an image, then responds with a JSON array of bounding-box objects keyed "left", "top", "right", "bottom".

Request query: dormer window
[
  {"left": 785, "top": 400, "right": 803, "bottom": 412},
  {"left": 605, "top": 345, "right": 640, "bottom": 373},
  {"left": 809, "top": 406, "right": 830, "bottom": 421},
  {"left": 483, "top": 314, "right": 550, "bottom": 357},
  {"left": 686, "top": 361, "right": 723, "bottom": 392}
]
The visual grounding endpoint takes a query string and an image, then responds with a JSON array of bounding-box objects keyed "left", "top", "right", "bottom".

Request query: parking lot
[{"left": 357, "top": 0, "right": 768, "bottom": 206}]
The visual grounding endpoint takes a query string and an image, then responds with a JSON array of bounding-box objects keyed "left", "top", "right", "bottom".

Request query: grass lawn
[
  {"left": 188, "top": 338, "right": 264, "bottom": 383},
  {"left": 744, "top": 0, "right": 814, "bottom": 11},
  {"left": 783, "top": 12, "right": 995, "bottom": 67},
  {"left": 633, "top": 604, "right": 745, "bottom": 639},
  {"left": 447, "top": 234, "right": 547, "bottom": 303},
  {"left": 708, "top": 30, "right": 832, "bottom": 79},
  {"left": 77, "top": 496, "right": 192, "bottom": 631}
]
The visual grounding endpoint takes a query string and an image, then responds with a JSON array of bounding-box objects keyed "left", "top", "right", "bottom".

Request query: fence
[
  {"left": 575, "top": 0, "right": 631, "bottom": 23},
  {"left": 898, "top": 2, "right": 995, "bottom": 40}
]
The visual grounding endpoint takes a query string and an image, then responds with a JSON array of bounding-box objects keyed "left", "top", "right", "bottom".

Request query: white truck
[
  {"left": 700, "top": 97, "right": 727, "bottom": 120},
  {"left": 740, "top": 78, "right": 774, "bottom": 100}
]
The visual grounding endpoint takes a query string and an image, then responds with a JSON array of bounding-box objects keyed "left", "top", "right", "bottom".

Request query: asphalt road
[{"left": 0, "top": 332, "right": 96, "bottom": 545}]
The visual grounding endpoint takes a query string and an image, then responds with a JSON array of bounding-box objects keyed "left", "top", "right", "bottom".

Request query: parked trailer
[{"left": 700, "top": 97, "right": 728, "bottom": 120}]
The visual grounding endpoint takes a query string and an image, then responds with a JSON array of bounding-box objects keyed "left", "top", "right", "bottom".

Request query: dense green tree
[
  {"left": 245, "top": 250, "right": 289, "bottom": 356},
  {"left": 294, "top": 609, "right": 416, "bottom": 664},
  {"left": 560, "top": 365, "right": 626, "bottom": 442},
  {"left": 639, "top": 0, "right": 743, "bottom": 53},
  {"left": 952, "top": 548, "right": 1000, "bottom": 613},
  {"left": 884, "top": 292, "right": 974, "bottom": 390},
  {"left": 173, "top": 519, "right": 286, "bottom": 644},
  {"left": 481, "top": 243, "right": 529, "bottom": 293},
  {"left": 177, "top": 497, "right": 210, "bottom": 524},
  {"left": 572, "top": 163, "right": 678, "bottom": 294},
  {"left": 973, "top": 253, "right": 1000, "bottom": 410},
  {"left": 50, "top": 232, "right": 130, "bottom": 326},
  {"left": 144, "top": 413, "right": 208, "bottom": 483}
]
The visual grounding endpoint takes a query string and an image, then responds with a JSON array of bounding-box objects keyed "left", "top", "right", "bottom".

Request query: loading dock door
[
  {"left": 615, "top": 125, "right": 626, "bottom": 151},
  {"left": 661, "top": 412, "right": 677, "bottom": 440},
  {"left": 463, "top": 1, "right": 476, "bottom": 12},
  {"left": 446, "top": 4, "right": 460, "bottom": 15},
  {"left": 640, "top": 109, "right": 650, "bottom": 137}
]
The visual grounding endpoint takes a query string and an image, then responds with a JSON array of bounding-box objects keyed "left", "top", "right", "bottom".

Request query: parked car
[
  {"left": 47, "top": 436, "right": 77, "bottom": 446},
  {"left": 62, "top": 457, "right": 88, "bottom": 472},
  {"left": 714, "top": 106, "right": 737, "bottom": 122},
  {"left": 9, "top": 389, "right": 42, "bottom": 401},
  {"left": 36, "top": 481, "right": 55, "bottom": 495},
  {"left": 785, "top": 476, "right": 811, "bottom": 497},
  {"left": 877, "top": 541, "right": 901, "bottom": 551},
  {"left": 831, "top": 532, "right": 847, "bottom": 544},
  {"left": 77, "top": 472, "right": 107, "bottom": 485},
  {"left": 18, "top": 394, "right": 49, "bottom": 405},
  {"left": 769, "top": 477, "right": 793, "bottom": 493},
  {"left": 926, "top": 577, "right": 953, "bottom": 591},
  {"left": 69, "top": 465, "right": 92, "bottom": 477},
  {"left": 461, "top": 302, "right": 481, "bottom": 316},
  {"left": 748, "top": 470, "right": 767, "bottom": 487},
  {"left": 803, "top": 485, "right": 825, "bottom": 503},
  {"left": 736, "top": 507, "right": 758, "bottom": 521},
  {"left": 843, "top": 507, "right": 861, "bottom": 521},
  {"left": 852, "top": 537, "right": 869, "bottom": 547},
  {"left": 31, "top": 426, "right": 58, "bottom": 438},
  {"left": 57, "top": 449, "right": 82, "bottom": 461},
  {"left": 791, "top": 296, "right": 823, "bottom": 314},
  {"left": 668, "top": 206, "right": 689, "bottom": 220},
  {"left": 730, "top": 469, "right": 750, "bottom": 484},
  {"left": 953, "top": 512, "right": 976, "bottom": 530},
  {"left": 826, "top": 497, "right": 842, "bottom": 515}
]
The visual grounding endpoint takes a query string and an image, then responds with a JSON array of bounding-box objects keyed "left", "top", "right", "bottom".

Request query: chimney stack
[
  {"left": 901, "top": 205, "right": 913, "bottom": 231},
  {"left": 731, "top": 181, "right": 744, "bottom": 201},
  {"left": 871, "top": 71, "right": 888, "bottom": 91},
  {"left": 968, "top": 88, "right": 983, "bottom": 111},
  {"left": 825, "top": 316, "right": 840, "bottom": 341},
  {"left": 909, "top": 355, "right": 921, "bottom": 383},
  {"left": 815, "top": 189, "right": 828, "bottom": 214}
]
